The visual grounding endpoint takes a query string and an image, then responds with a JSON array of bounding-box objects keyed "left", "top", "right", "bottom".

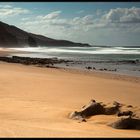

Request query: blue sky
[{"left": 0, "top": 2, "right": 140, "bottom": 46}]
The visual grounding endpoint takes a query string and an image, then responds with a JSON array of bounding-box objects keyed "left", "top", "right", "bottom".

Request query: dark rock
[
  {"left": 69, "top": 100, "right": 122, "bottom": 121},
  {"left": 70, "top": 100, "right": 114, "bottom": 119},
  {"left": 91, "top": 99, "right": 96, "bottom": 103},
  {"left": 69, "top": 99, "right": 140, "bottom": 130},
  {"left": 88, "top": 66, "right": 92, "bottom": 69},
  {"left": 99, "top": 68, "right": 104, "bottom": 71},
  {"left": 117, "top": 111, "right": 133, "bottom": 117},
  {"left": 45, "top": 65, "right": 58, "bottom": 69},
  {"left": 0, "top": 56, "right": 71, "bottom": 68},
  {"left": 104, "top": 106, "right": 120, "bottom": 115},
  {"left": 85, "top": 66, "right": 92, "bottom": 70},
  {"left": 69, "top": 100, "right": 105, "bottom": 120},
  {"left": 80, "top": 102, "right": 105, "bottom": 118},
  {"left": 108, "top": 117, "right": 140, "bottom": 130},
  {"left": 103, "top": 101, "right": 121, "bottom": 115}
]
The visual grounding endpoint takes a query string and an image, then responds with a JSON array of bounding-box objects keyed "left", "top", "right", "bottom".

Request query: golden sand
[{"left": 0, "top": 61, "right": 140, "bottom": 137}]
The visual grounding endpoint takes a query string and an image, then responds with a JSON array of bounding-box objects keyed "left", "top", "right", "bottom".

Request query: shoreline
[
  {"left": 1, "top": 59, "right": 140, "bottom": 84},
  {"left": 0, "top": 55, "right": 140, "bottom": 83},
  {"left": 1, "top": 47, "right": 140, "bottom": 78}
]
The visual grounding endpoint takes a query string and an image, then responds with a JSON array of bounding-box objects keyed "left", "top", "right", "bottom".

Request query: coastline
[
  {"left": 0, "top": 49, "right": 140, "bottom": 137},
  {"left": 1, "top": 47, "right": 140, "bottom": 78},
  {"left": 0, "top": 56, "right": 140, "bottom": 84},
  {"left": 0, "top": 48, "right": 140, "bottom": 99}
]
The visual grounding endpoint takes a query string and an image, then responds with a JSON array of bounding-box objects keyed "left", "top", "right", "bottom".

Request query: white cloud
[
  {"left": 104, "top": 7, "right": 140, "bottom": 24},
  {"left": 73, "top": 15, "right": 93, "bottom": 24},
  {"left": 20, "top": 7, "right": 140, "bottom": 34},
  {"left": 0, "top": 4, "right": 30, "bottom": 18},
  {"left": 0, "top": 5, "right": 12, "bottom": 8},
  {"left": 87, "top": 6, "right": 140, "bottom": 31},
  {"left": 21, "top": 17, "right": 30, "bottom": 21},
  {"left": 82, "top": 15, "right": 94, "bottom": 25},
  {"left": 36, "top": 11, "right": 61, "bottom": 20}
]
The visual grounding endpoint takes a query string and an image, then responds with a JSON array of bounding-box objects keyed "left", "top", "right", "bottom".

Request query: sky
[{"left": 0, "top": 2, "right": 140, "bottom": 46}]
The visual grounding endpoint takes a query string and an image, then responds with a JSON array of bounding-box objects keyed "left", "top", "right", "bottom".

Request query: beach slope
[{"left": 0, "top": 61, "right": 140, "bottom": 137}]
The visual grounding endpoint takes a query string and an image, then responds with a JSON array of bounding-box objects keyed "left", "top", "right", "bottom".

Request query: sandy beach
[
  {"left": 0, "top": 55, "right": 140, "bottom": 137},
  {"left": 0, "top": 1, "right": 140, "bottom": 137}
]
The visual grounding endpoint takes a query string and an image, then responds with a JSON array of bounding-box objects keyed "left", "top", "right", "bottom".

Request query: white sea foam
[{"left": 10, "top": 46, "right": 140, "bottom": 55}]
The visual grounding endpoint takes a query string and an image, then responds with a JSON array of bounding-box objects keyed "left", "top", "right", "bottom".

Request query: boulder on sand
[
  {"left": 69, "top": 99, "right": 140, "bottom": 130},
  {"left": 108, "top": 116, "right": 140, "bottom": 130},
  {"left": 104, "top": 101, "right": 122, "bottom": 115},
  {"left": 69, "top": 99, "right": 104, "bottom": 120},
  {"left": 69, "top": 111, "right": 86, "bottom": 122},
  {"left": 117, "top": 111, "right": 133, "bottom": 117},
  {"left": 80, "top": 100, "right": 105, "bottom": 118},
  {"left": 69, "top": 100, "right": 122, "bottom": 120}
]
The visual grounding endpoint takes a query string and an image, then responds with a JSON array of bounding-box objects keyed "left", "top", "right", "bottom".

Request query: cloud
[
  {"left": 19, "top": 7, "right": 140, "bottom": 45},
  {"left": 21, "top": 17, "right": 30, "bottom": 21},
  {"left": 22, "top": 13, "right": 67, "bottom": 27},
  {"left": 104, "top": 7, "right": 140, "bottom": 24},
  {"left": 20, "top": 7, "right": 140, "bottom": 33},
  {"left": 0, "top": 4, "right": 30, "bottom": 18},
  {"left": 87, "top": 7, "right": 140, "bottom": 31},
  {"left": 82, "top": 15, "right": 94, "bottom": 25},
  {"left": 36, "top": 11, "right": 61, "bottom": 20},
  {"left": 72, "top": 15, "right": 94, "bottom": 26},
  {"left": 0, "top": 5, "right": 12, "bottom": 8}
]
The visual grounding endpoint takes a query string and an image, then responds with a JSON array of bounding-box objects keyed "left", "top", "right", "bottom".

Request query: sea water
[{"left": 10, "top": 46, "right": 140, "bottom": 77}]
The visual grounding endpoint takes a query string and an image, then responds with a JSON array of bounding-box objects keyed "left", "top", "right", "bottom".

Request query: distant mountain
[{"left": 0, "top": 21, "right": 91, "bottom": 47}]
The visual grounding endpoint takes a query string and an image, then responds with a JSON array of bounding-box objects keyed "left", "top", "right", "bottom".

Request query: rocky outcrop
[
  {"left": 69, "top": 99, "right": 140, "bottom": 130},
  {"left": 0, "top": 56, "right": 72, "bottom": 66},
  {"left": 108, "top": 117, "right": 140, "bottom": 130},
  {"left": 69, "top": 100, "right": 121, "bottom": 121}
]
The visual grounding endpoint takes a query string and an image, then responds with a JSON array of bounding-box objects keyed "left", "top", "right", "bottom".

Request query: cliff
[{"left": 0, "top": 21, "right": 90, "bottom": 47}]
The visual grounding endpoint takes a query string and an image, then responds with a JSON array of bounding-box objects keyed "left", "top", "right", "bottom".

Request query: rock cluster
[
  {"left": 69, "top": 99, "right": 140, "bottom": 130},
  {"left": 0, "top": 56, "right": 72, "bottom": 67},
  {"left": 85, "top": 66, "right": 117, "bottom": 72},
  {"left": 108, "top": 117, "right": 140, "bottom": 130},
  {"left": 69, "top": 100, "right": 121, "bottom": 120}
]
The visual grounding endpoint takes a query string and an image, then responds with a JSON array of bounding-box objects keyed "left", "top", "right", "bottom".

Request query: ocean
[{"left": 10, "top": 46, "right": 140, "bottom": 77}]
